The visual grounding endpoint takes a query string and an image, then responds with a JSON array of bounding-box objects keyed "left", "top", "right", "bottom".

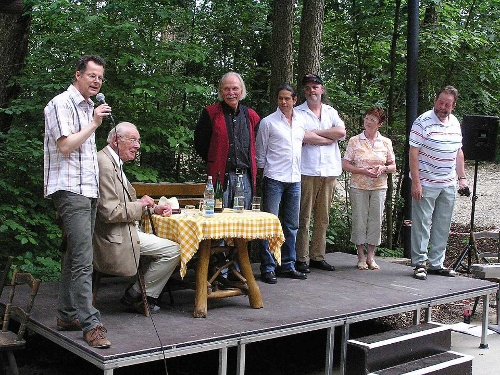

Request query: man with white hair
[
  {"left": 194, "top": 72, "right": 260, "bottom": 210},
  {"left": 194, "top": 73, "right": 261, "bottom": 281},
  {"left": 93, "top": 122, "right": 180, "bottom": 313}
]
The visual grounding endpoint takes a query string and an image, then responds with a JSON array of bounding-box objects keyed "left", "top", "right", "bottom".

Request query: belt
[
  {"left": 236, "top": 168, "right": 248, "bottom": 175},
  {"left": 227, "top": 168, "right": 248, "bottom": 175}
]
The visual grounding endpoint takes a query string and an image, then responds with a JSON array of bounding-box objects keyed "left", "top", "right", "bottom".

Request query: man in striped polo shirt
[{"left": 409, "top": 86, "right": 469, "bottom": 280}]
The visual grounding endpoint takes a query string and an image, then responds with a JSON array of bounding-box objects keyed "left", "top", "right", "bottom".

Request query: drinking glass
[{"left": 251, "top": 196, "right": 261, "bottom": 212}]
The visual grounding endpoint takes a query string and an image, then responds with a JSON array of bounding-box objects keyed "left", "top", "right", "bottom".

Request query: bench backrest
[{"left": 131, "top": 182, "right": 206, "bottom": 207}]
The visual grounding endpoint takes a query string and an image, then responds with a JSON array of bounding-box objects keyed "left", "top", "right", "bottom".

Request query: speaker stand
[{"left": 452, "top": 160, "right": 483, "bottom": 273}]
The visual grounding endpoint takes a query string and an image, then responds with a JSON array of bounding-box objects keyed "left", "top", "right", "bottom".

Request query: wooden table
[{"left": 143, "top": 209, "right": 284, "bottom": 317}]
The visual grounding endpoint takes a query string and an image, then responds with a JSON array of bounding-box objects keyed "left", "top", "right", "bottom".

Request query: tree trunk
[
  {"left": 297, "top": 0, "right": 325, "bottom": 94},
  {"left": 0, "top": 6, "right": 31, "bottom": 133},
  {"left": 270, "top": 0, "right": 294, "bottom": 108}
]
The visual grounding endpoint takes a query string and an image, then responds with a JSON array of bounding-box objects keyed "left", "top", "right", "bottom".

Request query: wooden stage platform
[{"left": 25, "top": 252, "right": 498, "bottom": 375}]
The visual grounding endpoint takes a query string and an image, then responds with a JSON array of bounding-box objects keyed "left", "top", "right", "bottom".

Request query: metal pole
[{"left": 403, "top": 0, "right": 419, "bottom": 258}]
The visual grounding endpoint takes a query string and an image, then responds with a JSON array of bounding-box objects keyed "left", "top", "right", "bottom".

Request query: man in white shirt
[
  {"left": 256, "top": 84, "right": 332, "bottom": 284},
  {"left": 295, "top": 74, "right": 346, "bottom": 273}
]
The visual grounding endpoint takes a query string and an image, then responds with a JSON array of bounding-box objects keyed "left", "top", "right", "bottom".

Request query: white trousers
[
  {"left": 349, "top": 188, "right": 387, "bottom": 246},
  {"left": 131, "top": 231, "right": 180, "bottom": 298}
]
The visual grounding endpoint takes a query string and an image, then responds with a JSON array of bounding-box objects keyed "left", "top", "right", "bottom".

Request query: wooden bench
[{"left": 131, "top": 182, "right": 206, "bottom": 208}]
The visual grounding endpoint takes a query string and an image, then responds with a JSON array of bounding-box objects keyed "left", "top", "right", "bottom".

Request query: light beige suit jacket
[{"left": 93, "top": 147, "right": 142, "bottom": 276}]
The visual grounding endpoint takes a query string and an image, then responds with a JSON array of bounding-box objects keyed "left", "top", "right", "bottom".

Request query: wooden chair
[
  {"left": 92, "top": 266, "right": 151, "bottom": 317},
  {"left": 0, "top": 270, "right": 41, "bottom": 375},
  {"left": 0, "top": 256, "right": 13, "bottom": 298}
]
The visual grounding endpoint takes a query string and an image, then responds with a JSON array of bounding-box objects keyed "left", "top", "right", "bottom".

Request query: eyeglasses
[
  {"left": 84, "top": 73, "right": 105, "bottom": 82},
  {"left": 364, "top": 116, "right": 379, "bottom": 123},
  {"left": 119, "top": 136, "right": 141, "bottom": 145}
]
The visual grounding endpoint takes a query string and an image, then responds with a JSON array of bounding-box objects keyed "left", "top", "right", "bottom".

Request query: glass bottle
[
  {"left": 463, "top": 300, "right": 472, "bottom": 323},
  {"left": 204, "top": 175, "right": 215, "bottom": 217},
  {"left": 214, "top": 172, "right": 224, "bottom": 213},
  {"left": 233, "top": 174, "right": 245, "bottom": 212}
]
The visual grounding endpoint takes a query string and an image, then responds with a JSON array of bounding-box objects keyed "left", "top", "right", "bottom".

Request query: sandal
[
  {"left": 357, "top": 260, "right": 368, "bottom": 270},
  {"left": 367, "top": 260, "right": 380, "bottom": 270},
  {"left": 413, "top": 264, "right": 427, "bottom": 280}
]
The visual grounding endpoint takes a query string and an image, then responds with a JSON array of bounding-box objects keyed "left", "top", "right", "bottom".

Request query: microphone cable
[{"left": 97, "top": 94, "right": 169, "bottom": 375}]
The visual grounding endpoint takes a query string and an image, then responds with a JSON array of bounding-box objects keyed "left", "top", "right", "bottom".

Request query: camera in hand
[{"left": 458, "top": 186, "right": 471, "bottom": 197}]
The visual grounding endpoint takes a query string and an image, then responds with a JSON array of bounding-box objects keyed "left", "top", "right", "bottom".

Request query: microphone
[{"left": 95, "top": 93, "right": 115, "bottom": 124}]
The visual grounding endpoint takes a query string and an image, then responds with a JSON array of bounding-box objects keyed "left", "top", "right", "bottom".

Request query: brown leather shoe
[
  {"left": 56, "top": 318, "right": 81, "bottom": 331},
  {"left": 84, "top": 324, "right": 111, "bottom": 349}
]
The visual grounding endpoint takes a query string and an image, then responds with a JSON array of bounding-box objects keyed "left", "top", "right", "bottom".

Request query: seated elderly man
[{"left": 93, "top": 122, "right": 180, "bottom": 313}]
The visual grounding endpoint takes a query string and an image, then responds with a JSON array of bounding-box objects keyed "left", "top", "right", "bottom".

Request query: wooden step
[
  {"left": 368, "top": 351, "right": 473, "bottom": 375},
  {"left": 346, "top": 323, "right": 451, "bottom": 375},
  {"left": 471, "top": 263, "right": 500, "bottom": 279}
]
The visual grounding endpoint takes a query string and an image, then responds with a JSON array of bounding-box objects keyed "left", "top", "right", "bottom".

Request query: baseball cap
[{"left": 302, "top": 73, "right": 323, "bottom": 85}]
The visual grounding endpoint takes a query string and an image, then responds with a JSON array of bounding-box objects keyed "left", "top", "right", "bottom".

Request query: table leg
[
  {"left": 234, "top": 238, "right": 263, "bottom": 309},
  {"left": 194, "top": 239, "right": 211, "bottom": 318}
]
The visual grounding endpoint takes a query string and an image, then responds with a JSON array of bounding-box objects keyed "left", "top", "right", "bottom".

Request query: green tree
[{"left": 1, "top": 0, "right": 499, "bottom": 279}]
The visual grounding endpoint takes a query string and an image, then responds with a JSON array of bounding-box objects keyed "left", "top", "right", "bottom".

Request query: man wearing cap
[{"left": 295, "top": 73, "right": 346, "bottom": 273}]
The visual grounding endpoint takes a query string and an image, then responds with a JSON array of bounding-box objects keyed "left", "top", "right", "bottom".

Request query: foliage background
[{"left": 0, "top": 0, "right": 499, "bottom": 280}]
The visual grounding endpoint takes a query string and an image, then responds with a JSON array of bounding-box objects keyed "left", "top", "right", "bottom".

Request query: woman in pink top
[{"left": 342, "top": 107, "right": 396, "bottom": 270}]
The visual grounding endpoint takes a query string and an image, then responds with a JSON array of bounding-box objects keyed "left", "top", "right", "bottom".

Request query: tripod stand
[{"left": 452, "top": 160, "right": 483, "bottom": 273}]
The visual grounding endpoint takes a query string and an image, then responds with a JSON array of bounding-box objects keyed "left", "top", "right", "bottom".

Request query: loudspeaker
[{"left": 461, "top": 115, "right": 499, "bottom": 161}]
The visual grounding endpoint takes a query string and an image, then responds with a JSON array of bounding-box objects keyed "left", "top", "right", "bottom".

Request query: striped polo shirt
[{"left": 409, "top": 109, "right": 462, "bottom": 188}]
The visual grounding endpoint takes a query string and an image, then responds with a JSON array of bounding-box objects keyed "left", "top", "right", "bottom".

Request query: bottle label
[
  {"left": 215, "top": 198, "right": 223, "bottom": 212},
  {"left": 233, "top": 196, "right": 244, "bottom": 212},
  {"left": 204, "top": 199, "right": 215, "bottom": 216}
]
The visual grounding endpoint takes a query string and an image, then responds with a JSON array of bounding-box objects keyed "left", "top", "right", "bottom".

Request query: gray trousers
[{"left": 52, "top": 190, "right": 101, "bottom": 333}]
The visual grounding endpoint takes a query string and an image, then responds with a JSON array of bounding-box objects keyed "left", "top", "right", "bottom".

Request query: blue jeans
[
  {"left": 218, "top": 171, "right": 252, "bottom": 275},
  {"left": 52, "top": 190, "right": 101, "bottom": 333},
  {"left": 259, "top": 177, "right": 301, "bottom": 274}
]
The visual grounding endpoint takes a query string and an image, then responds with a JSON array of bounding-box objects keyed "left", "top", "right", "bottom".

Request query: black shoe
[
  {"left": 276, "top": 269, "right": 307, "bottom": 280},
  {"left": 227, "top": 271, "right": 241, "bottom": 282},
  {"left": 120, "top": 286, "right": 160, "bottom": 314},
  {"left": 261, "top": 271, "right": 277, "bottom": 284},
  {"left": 309, "top": 259, "right": 335, "bottom": 271},
  {"left": 295, "top": 261, "right": 310, "bottom": 273},
  {"left": 146, "top": 296, "right": 161, "bottom": 313}
]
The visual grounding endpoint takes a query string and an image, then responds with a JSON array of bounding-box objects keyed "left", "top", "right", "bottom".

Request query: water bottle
[
  {"left": 204, "top": 175, "right": 215, "bottom": 217},
  {"left": 233, "top": 174, "right": 245, "bottom": 212}
]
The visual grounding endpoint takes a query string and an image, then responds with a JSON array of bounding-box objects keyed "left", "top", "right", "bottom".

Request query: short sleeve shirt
[
  {"left": 343, "top": 132, "right": 395, "bottom": 190},
  {"left": 44, "top": 84, "right": 99, "bottom": 198},
  {"left": 296, "top": 101, "right": 345, "bottom": 177},
  {"left": 409, "top": 109, "right": 462, "bottom": 188}
]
